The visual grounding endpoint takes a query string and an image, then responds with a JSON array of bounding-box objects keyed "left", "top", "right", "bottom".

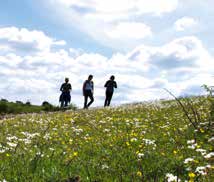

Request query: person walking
[
  {"left": 59, "top": 78, "right": 72, "bottom": 108},
  {"left": 104, "top": 75, "right": 117, "bottom": 107},
  {"left": 83, "top": 75, "right": 94, "bottom": 109}
]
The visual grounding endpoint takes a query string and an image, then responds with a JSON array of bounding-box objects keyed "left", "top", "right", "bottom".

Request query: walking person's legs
[
  {"left": 104, "top": 99, "right": 108, "bottom": 107},
  {"left": 60, "top": 100, "right": 64, "bottom": 108},
  {"left": 106, "top": 92, "right": 113, "bottom": 106},
  {"left": 87, "top": 92, "right": 94, "bottom": 108},
  {"left": 65, "top": 100, "right": 68, "bottom": 107},
  {"left": 60, "top": 93, "right": 64, "bottom": 108},
  {"left": 104, "top": 92, "right": 108, "bottom": 107},
  {"left": 64, "top": 93, "right": 70, "bottom": 107},
  {"left": 84, "top": 95, "right": 88, "bottom": 109},
  {"left": 108, "top": 92, "right": 113, "bottom": 106}
]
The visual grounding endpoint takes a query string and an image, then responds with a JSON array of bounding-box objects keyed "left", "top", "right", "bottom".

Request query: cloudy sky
[{"left": 0, "top": 0, "right": 214, "bottom": 107}]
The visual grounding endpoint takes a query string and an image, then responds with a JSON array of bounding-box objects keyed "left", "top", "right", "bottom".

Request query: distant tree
[
  {"left": 42, "top": 101, "right": 54, "bottom": 111},
  {"left": 0, "top": 102, "right": 8, "bottom": 113},
  {"left": 1, "top": 99, "right": 8, "bottom": 102},
  {"left": 42, "top": 101, "right": 51, "bottom": 107},
  {"left": 16, "top": 101, "right": 24, "bottom": 104},
  {"left": 26, "top": 101, "right": 31, "bottom": 106}
]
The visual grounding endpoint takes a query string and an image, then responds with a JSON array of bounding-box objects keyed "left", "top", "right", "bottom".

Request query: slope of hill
[
  {"left": 0, "top": 97, "right": 213, "bottom": 181},
  {"left": 0, "top": 100, "right": 77, "bottom": 115},
  {"left": 0, "top": 100, "right": 43, "bottom": 114}
]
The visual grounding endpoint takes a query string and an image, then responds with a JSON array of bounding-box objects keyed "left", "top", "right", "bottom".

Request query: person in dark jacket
[
  {"left": 83, "top": 75, "right": 94, "bottom": 109},
  {"left": 104, "top": 75, "right": 117, "bottom": 107},
  {"left": 59, "top": 78, "right": 72, "bottom": 108}
]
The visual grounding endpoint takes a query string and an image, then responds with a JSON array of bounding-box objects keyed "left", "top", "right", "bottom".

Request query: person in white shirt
[{"left": 82, "top": 75, "right": 94, "bottom": 109}]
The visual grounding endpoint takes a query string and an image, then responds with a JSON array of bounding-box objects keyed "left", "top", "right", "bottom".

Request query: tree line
[{"left": 0, "top": 99, "right": 77, "bottom": 114}]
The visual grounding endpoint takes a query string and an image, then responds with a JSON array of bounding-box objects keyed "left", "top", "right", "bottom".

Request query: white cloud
[
  {"left": 0, "top": 27, "right": 66, "bottom": 53},
  {"left": 174, "top": 17, "right": 198, "bottom": 31},
  {"left": 0, "top": 53, "right": 22, "bottom": 68},
  {"left": 53, "top": 40, "right": 67, "bottom": 46},
  {"left": 45, "top": 0, "right": 178, "bottom": 49},
  {"left": 54, "top": 0, "right": 178, "bottom": 16},
  {"left": 106, "top": 22, "right": 152, "bottom": 39},
  {"left": 0, "top": 26, "right": 213, "bottom": 106}
]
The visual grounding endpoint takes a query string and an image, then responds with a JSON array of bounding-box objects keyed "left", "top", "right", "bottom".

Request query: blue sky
[
  {"left": 0, "top": 0, "right": 214, "bottom": 107},
  {"left": 0, "top": 0, "right": 113, "bottom": 55}
]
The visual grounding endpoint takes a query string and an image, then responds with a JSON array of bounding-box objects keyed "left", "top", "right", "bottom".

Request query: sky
[{"left": 0, "top": 0, "right": 214, "bottom": 107}]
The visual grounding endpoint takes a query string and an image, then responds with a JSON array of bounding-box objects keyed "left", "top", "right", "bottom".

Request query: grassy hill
[
  {"left": 0, "top": 100, "right": 77, "bottom": 115},
  {"left": 0, "top": 96, "right": 213, "bottom": 181},
  {"left": 0, "top": 100, "right": 43, "bottom": 114}
]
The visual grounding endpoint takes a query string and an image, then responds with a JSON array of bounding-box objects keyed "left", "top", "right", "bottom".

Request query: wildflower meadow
[{"left": 0, "top": 97, "right": 213, "bottom": 181}]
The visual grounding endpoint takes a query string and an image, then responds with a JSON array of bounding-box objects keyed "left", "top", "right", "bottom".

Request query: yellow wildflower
[
  {"left": 137, "top": 171, "right": 142, "bottom": 177},
  {"left": 193, "top": 160, "right": 199, "bottom": 163},
  {"left": 200, "top": 128, "right": 205, "bottom": 133},
  {"left": 188, "top": 172, "right": 196, "bottom": 178},
  {"left": 161, "top": 152, "right": 165, "bottom": 156},
  {"left": 196, "top": 144, "right": 201, "bottom": 149},
  {"left": 73, "top": 152, "right": 78, "bottom": 157},
  {"left": 69, "top": 139, "right": 73, "bottom": 144},
  {"left": 139, "top": 144, "right": 144, "bottom": 148},
  {"left": 131, "top": 132, "right": 137, "bottom": 137}
]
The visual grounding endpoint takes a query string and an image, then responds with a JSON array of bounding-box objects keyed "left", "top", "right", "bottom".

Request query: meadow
[{"left": 0, "top": 97, "right": 213, "bottom": 181}]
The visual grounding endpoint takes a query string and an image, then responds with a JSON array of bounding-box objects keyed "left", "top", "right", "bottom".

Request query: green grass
[
  {"left": 0, "top": 101, "right": 43, "bottom": 114},
  {"left": 0, "top": 100, "right": 77, "bottom": 115},
  {"left": 0, "top": 97, "right": 213, "bottom": 181}
]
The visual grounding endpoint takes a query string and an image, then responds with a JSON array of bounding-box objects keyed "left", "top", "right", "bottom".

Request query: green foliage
[
  {"left": 0, "top": 96, "right": 213, "bottom": 181},
  {"left": 26, "top": 101, "right": 31, "bottom": 106},
  {"left": 1, "top": 99, "right": 8, "bottom": 102},
  {"left": 0, "top": 100, "right": 41, "bottom": 114},
  {"left": 202, "top": 84, "right": 214, "bottom": 128},
  {"left": 0, "top": 100, "right": 76, "bottom": 115},
  {"left": 42, "top": 101, "right": 55, "bottom": 112},
  {"left": 0, "top": 101, "right": 8, "bottom": 113},
  {"left": 65, "top": 103, "right": 78, "bottom": 111}
]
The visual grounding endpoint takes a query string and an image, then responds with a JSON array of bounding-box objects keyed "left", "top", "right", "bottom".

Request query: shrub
[
  {"left": 26, "top": 101, "right": 31, "bottom": 106},
  {"left": 42, "top": 102, "right": 54, "bottom": 111},
  {"left": 16, "top": 101, "right": 24, "bottom": 105},
  {"left": 67, "top": 103, "right": 78, "bottom": 110},
  {"left": 42, "top": 101, "right": 51, "bottom": 107},
  {"left": 0, "top": 102, "right": 8, "bottom": 113},
  {"left": 1, "top": 99, "right": 8, "bottom": 102}
]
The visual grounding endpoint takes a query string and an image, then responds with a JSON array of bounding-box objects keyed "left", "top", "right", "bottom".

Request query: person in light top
[
  {"left": 82, "top": 75, "right": 94, "bottom": 109},
  {"left": 104, "top": 75, "right": 117, "bottom": 107}
]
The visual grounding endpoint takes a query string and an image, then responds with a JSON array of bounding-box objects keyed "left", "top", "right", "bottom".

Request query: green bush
[
  {"left": 0, "top": 99, "right": 77, "bottom": 114},
  {"left": 43, "top": 104, "right": 54, "bottom": 111},
  {"left": 0, "top": 102, "right": 8, "bottom": 113},
  {"left": 67, "top": 103, "right": 77, "bottom": 110}
]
